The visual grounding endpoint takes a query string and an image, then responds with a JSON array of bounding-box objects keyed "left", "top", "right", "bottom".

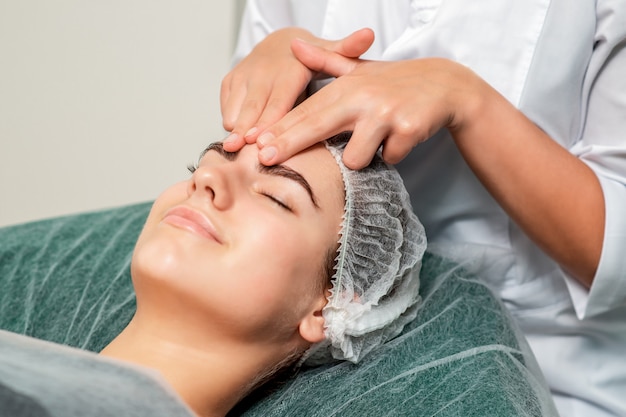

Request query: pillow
[{"left": 0, "top": 204, "right": 557, "bottom": 416}]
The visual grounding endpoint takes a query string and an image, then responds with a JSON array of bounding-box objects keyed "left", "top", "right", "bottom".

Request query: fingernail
[
  {"left": 259, "top": 146, "right": 277, "bottom": 163},
  {"left": 224, "top": 132, "right": 238, "bottom": 144},
  {"left": 244, "top": 127, "right": 258, "bottom": 138},
  {"left": 258, "top": 132, "right": 275, "bottom": 147}
]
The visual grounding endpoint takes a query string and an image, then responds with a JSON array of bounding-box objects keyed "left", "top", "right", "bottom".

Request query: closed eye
[{"left": 260, "top": 191, "right": 292, "bottom": 212}]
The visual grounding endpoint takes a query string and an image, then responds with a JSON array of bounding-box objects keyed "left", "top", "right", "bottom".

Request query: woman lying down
[{"left": 0, "top": 134, "right": 425, "bottom": 417}]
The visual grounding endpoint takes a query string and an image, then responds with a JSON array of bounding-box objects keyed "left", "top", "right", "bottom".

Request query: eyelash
[
  {"left": 187, "top": 148, "right": 210, "bottom": 174},
  {"left": 259, "top": 190, "right": 292, "bottom": 212}
]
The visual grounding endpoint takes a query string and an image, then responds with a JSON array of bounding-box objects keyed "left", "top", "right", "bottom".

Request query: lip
[{"left": 162, "top": 206, "right": 222, "bottom": 243}]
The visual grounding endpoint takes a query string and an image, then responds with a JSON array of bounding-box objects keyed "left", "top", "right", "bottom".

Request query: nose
[{"left": 187, "top": 165, "right": 233, "bottom": 210}]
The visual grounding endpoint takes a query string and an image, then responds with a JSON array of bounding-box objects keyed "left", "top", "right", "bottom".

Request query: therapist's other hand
[
  {"left": 221, "top": 28, "right": 374, "bottom": 151},
  {"left": 256, "top": 40, "right": 486, "bottom": 169}
]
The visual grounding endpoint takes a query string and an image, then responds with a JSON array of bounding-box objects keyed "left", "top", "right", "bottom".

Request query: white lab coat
[{"left": 233, "top": 1, "right": 626, "bottom": 416}]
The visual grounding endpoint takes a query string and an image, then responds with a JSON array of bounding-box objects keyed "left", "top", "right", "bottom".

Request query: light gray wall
[{"left": 0, "top": 1, "right": 242, "bottom": 226}]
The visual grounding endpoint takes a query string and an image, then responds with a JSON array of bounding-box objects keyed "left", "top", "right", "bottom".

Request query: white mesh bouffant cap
[{"left": 305, "top": 133, "right": 427, "bottom": 365}]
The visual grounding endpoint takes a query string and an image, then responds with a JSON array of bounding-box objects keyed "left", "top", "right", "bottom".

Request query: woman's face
[{"left": 131, "top": 142, "right": 344, "bottom": 345}]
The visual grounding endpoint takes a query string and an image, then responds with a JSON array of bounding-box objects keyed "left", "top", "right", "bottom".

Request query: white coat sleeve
[{"left": 568, "top": 0, "right": 626, "bottom": 318}]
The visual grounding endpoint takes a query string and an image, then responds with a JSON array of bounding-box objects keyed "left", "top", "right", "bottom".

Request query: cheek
[
  {"left": 234, "top": 216, "right": 327, "bottom": 300},
  {"left": 238, "top": 217, "right": 310, "bottom": 272}
]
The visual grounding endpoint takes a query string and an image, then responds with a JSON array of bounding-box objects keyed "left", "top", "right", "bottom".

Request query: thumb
[
  {"left": 329, "top": 28, "right": 375, "bottom": 58},
  {"left": 291, "top": 39, "right": 360, "bottom": 78}
]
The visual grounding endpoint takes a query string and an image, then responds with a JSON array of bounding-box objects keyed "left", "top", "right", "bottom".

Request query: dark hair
[{"left": 319, "top": 246, "right": 338, "bottom": 292}]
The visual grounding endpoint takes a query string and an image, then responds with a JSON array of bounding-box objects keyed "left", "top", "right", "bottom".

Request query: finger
[
  {"left": 229, "top": 82, "right": 272, "bottom": 139},
  {"left": 291, "top": 39, "right": 360, "bottom": 78},
  {"left": 249, "top": 93, "right": 299, "bottom": 141},
  {"left": 221, "top": 75, "right": 249, "bottom": 132},
  {"left": 330, "top": 28, "right": 375, "bottom": 58},
  {"left": 342, "top": 121, "right": 391, "bottom": 169},
  {"left": 249, "top": 75, "right": 311, "bottom": 142},
  {"left": 222, "top": 132, "right": 247, "bottom": 152},
  {"left": 256, "top": 97, "right": 357, "bottom": 165},
  {"left": 219, "top": 73, "right": 231, "bottom": 114},
  {"left": 380, "top": 108, "right": 447, "bottom": 164},
  {"left": 380, "top": 131, "right": 419, "bottom": 165},
  {"left": 220, "top": 73, "right": 237, "bottom": 131}
]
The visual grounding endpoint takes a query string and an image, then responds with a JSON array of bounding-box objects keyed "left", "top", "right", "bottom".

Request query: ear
[{"left": 298, "top": 293, "right": 328, "bottom": 344}]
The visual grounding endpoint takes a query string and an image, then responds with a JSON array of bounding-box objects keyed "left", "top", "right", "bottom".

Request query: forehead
[
  {"left": 283, "top": 144, "right": 343, "bottom": 202},
  {"left": 282, "top": 143, "right": 343, "bottom": 189}
]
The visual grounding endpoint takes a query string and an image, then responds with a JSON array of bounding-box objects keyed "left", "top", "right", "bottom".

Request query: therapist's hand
[
  {"left": 221, "top": 27, "right": 374, "bottom": 151},
  {"left": 255, "top": 40, "right": 486, "bottom": 169}
]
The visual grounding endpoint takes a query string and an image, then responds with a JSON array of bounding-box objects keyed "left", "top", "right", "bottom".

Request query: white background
[{"left": 0, "top": 1, "right": 245, "bottom": 226}]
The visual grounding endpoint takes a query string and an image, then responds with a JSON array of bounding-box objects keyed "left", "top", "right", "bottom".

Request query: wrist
[{"left": 447, "top": 65, "right": 496, "bottom": 138}]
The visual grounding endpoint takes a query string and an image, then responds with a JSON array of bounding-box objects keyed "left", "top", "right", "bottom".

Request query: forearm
[{"left": 451, "top": 85, "right": 604, "bottom": 287}]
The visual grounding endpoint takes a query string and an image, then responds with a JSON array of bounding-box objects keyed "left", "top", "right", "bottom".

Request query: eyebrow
[
  {"left": 257, "top": 163, "right": 320, "bottom": 208},
  {"left": 203, "top": 142, "right": 320, "bottom": 209},
  {"left": 202, "top": 141, "right": 237, "bottom": 161}
]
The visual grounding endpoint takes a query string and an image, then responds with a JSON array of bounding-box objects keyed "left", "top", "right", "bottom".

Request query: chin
[{"left": 131, "top": 226, "right": 190, "bottom": 285}]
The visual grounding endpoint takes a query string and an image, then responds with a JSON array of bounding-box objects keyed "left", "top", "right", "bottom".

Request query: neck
[{"left": 100, "top": 315, "right": 288, "bottom": 417}]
